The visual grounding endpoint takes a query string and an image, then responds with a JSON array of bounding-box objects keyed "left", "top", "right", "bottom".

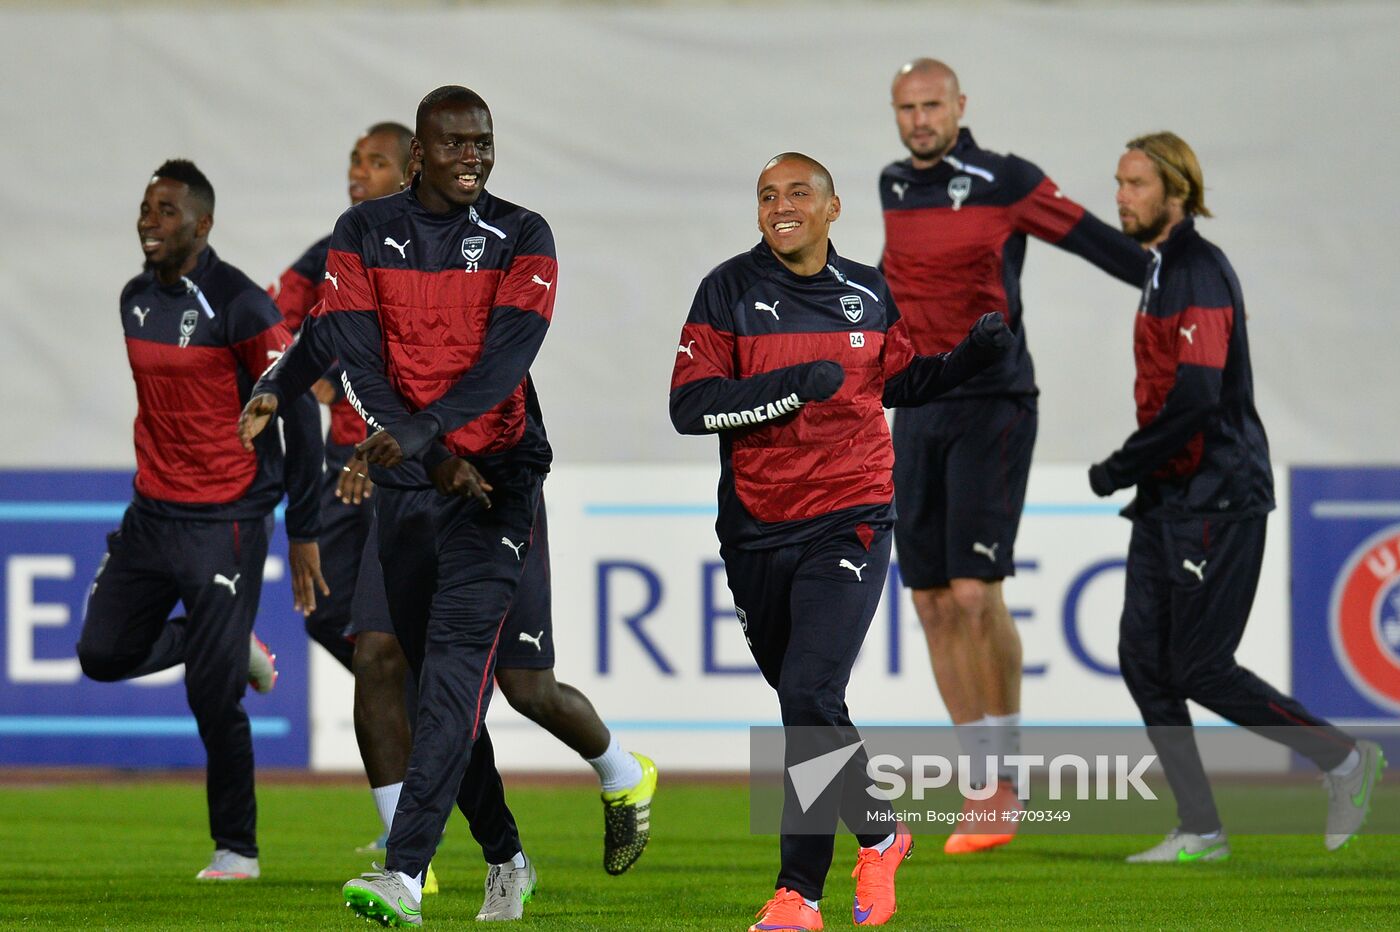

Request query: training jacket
[
  {"left": 119, "top": 246, "right": 322, "bottom": 539},
  {"left": 1096, "top": 218, "right": 1274, "bottom": 520},
  {"left": 319, "top": 182, "right": 556, "bottom": 490},
  {"left": 670, "top": 241, "right": 1002, "bottom": 549},
  {"left": 879, "top": 128, "right": 1147, "bottom": 398}
]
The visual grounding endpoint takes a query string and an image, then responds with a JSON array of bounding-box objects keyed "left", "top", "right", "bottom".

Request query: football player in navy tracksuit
[
  {"left": 878, "top": 58, "right": 1150, "bottom": 854},
  {"left": 1094, "top": 132, "right": 1383, "bottom": 862},
  {"left": 316, "top": 86, "right": 650, "bottom": 926},
  {"left": 76, "top": 160, "right": 323, "bottom": 881},
  {"left": 670, "top": 153, "right": 1011, "bottom": 931},
  {"left": 247, "top": 185, "right": 653, "bottom": 894}
]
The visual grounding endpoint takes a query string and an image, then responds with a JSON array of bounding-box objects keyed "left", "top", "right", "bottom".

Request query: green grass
[{"left": 0, "top": 780, "right": 1397, "bottom": 929}]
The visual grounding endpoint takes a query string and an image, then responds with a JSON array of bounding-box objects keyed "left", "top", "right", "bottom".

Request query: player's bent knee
[
  {"left": 948, "top": 578, "right": 995, "bottom": 618},
  {"left": 76, "top": 642, "right": 134, "bottom": 682},
  {"left": 352, "top": 633, "right": 407, "bottom": 687},
  {"left": 911, "top": 588, "right": 958, "bottom": 634},
  {"left": 1176, "top": 660, "right": 1239, "bottom": 699},
  {"left": 497, "top": 667, "right": 558, "bottom": 721},
  {"left": 776, "top": 680, "right": 841, "bottom": 725}
]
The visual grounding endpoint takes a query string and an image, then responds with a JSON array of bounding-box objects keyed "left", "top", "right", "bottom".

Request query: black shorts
[
  {"left": 351, "top": 493, "right": 554, "bottom": 671},
  {"left": 892, "top": 396, "right": 1036, "bottom": 589}
]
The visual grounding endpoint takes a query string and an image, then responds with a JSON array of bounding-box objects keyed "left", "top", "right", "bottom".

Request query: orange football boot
[
  {"left": 944, "top": 780, "right": 1021, "bottom": 854},
  {"left": 749, "top": 888, "right": 823, "bottom": 931},
  {"left": 851, "top": 820, "right": 914, "bottom": 925}
]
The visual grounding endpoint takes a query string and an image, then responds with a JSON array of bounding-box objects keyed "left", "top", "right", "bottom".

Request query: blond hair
[{"left": 1126, "top": 132, "right": 1212, "bottom": 218}]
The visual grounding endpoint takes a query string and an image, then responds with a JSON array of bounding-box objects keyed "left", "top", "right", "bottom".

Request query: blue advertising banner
[
  {"left": 0, "top": 471, "right": 308, "bottom": 766},
  {"left": 1291, "top": 467, "right": 1400, "bottom": 720}
]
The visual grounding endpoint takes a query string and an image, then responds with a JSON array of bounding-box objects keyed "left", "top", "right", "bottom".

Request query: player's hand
[
  {"left": 799, "top": 360, "right": 845, "bottom": 402},
  {"left": 238, "top": 393, "right": 279, "bottom": 451},
  {"left": 311, "top": 378, "right": 337, "bottom": 405},
  {"left": 430, "top": 456, "right": 494, "bottom": 508},
  {"left": 357, "top": 429, "right": 405, "bottom": 468},
  {"left": 1088, "top": 461, "right": 1116, "bottom": 497},
  {"left": 336, "top": 453, "right": 374, "bottom": 505},
  {"left": 970, "top": 312, "right": 1014, "bottom": 351},
  {"left": 288, "top": 540, "right": 329, "bottom": 616}
]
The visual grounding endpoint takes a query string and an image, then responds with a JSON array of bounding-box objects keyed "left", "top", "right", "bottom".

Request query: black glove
[
  {"left": 969, "top": 312, "right": 1014, "bottom": 351},
  {"left": 1088, "top": 461, "right": 1117, "bottom": 497},
  {"left": 799, "top": 360, "right": 845, "bottom": 402}
]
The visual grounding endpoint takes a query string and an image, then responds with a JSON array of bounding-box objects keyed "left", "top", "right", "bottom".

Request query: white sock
[
  {"left": 587, "top": 736, "right": 643, "bottom": 792},
  {"left": 371, "top": 782, "right": 403, "bottom": 835},
  {"left": 986, "top": 712, "right": 1021, "bottom": 782},
  {"left": 510, "top": 850, "right": 527, "bottom": 869},
  {"left": 395, "top": 870, "right": 423, "bottom": 901},
  {"left": 1329, "top": 748, "right": 1361, "bottom": 777},
  {"left": 1198, "top": 830, "right": 1221, "bottom": 840},
  {"left": 863, "top": 832, "right": 896, "bottom": 854},
  {"left": 803, "top": 896, "right": 820, "bottom": 911},
  {"left": 954, "top": 719, "right": 993, "bottom": 787}
]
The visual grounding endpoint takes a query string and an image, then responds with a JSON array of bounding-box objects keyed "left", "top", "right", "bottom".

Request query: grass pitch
[{"left": 0, "top": 778, "right": 1396, "bottom": 929}]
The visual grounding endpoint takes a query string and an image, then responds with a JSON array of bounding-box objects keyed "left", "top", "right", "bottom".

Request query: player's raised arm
[
  {"left": 1005, "top": 155, "right": 1149, "bottom": 287},
  {"left": 883, "top": 310, "right": 1014, "bottom": 407}
]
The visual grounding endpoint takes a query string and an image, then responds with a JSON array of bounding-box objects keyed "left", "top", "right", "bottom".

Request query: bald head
[
  {"left": 890, "top": 58, "right": 966, "bottom": 167},
  {"left": 760, "top": 152, "right": 835, "bottom": 196},
  {"left": 893, "top": 58, "right": 960, "bottom": 96}
]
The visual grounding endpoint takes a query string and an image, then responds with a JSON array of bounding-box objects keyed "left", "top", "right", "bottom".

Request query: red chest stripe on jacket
[
  {"left": 494, "top": 254, "right": 558, "bottom": 323},
  {"left": 1009, "top": 177, "right": 1085, "bottom": 243},
  {"left": 125, "top": 337, "right": 256, "bottom": 504},
  {"left": 1133, "top": 303, "right": 1232, "bottom": 418},
  {"left": 322, "top": 248, "right": 376, "bottom": 311},
  {"left": 731, "top": 331, "right": 891, "bottom": 524},
  {"left": 1132, "top": 304, "right": 1232, "bottom": 479},
  {"left": 881, "top": 205, "right": 1013, "bottom": 355},
  {"left": 671, "top": 322, "right": 735, "bottom": 389}
]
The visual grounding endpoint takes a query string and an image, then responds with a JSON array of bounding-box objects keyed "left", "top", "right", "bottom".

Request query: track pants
[
  {"left": 721, "top": 521, "right": 895, "bottom": 902},
  {"left": 1118, "top": 514, "right": 1354, "bottom": 833},
  {"left": 376, "top": 468, "right": 542, "bottom": 877},
  {"left": 76, "top": 507, "right": 268, "bottom": 857}
]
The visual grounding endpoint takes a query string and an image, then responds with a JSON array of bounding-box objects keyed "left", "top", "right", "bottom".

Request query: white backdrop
[{"left": 1, "top": 3, "right": 1398, "bottom": 469}]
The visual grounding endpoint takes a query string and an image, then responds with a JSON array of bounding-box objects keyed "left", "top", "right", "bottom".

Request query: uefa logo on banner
[{"left": 1328, "top": 524, "right": 1400, "bottom": 712}]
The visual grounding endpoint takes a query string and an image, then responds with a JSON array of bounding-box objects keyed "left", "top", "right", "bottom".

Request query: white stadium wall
[{"left": 0, "top": 3, "right": 1397, "bottom": 468}]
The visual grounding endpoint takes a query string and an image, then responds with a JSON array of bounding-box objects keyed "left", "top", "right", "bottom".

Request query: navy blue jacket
[
  {"left": 120, "top": 247, "right": 322, "bottom": 539},
  {"left": 670, "top": 242, "right": 1002, "bottom": 549},
  {"left": 319, "top": 183, "right": 556, "bottom": 490},
  {"left": 1096, "top": 219, "right": 1274, "bottom": 520},
  {"left": 879, "top": 128, "right": 1147, "bottom": 398}
]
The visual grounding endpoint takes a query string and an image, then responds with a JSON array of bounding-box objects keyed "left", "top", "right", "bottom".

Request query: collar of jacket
[
  {"left": 1156, "top": 216, "right": 1199, "bottom": 264},
  {"left": 751, "top": 239, "right": 843, "bottom": 287}
]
